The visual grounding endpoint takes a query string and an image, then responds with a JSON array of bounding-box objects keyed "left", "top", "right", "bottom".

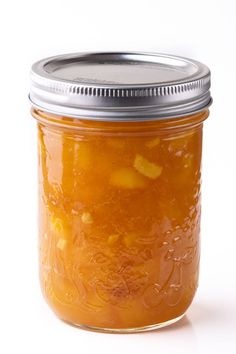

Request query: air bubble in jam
[{"left": 36, "top": 110, "right": 205, "bottom": 330}]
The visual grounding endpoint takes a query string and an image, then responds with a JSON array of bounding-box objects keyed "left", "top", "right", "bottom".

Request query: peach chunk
[
  {"left": 107, "top": 234, "right": 120, "bottom": 245},
  {"left": 56, "top": 238, "right": 67, "bottom": 250},
  {"left": 81, "top": 212, "right": 93, "bottom": 224},
  {"left": 110, "top": 168, "right": 147, "bottom": 189},
  {"left": 134, "top": 154, "right": 162, "bottom": 179},
  {"left": 145, "top": 137, "right": 160, "bottom": 148},
  {"left": 50, "top": 216, "right": 64, "bottom": 234}
]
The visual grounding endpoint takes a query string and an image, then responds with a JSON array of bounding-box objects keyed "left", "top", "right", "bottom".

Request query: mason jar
[{"left": 30, "top": 52, "right": 212, "bottom": 332}]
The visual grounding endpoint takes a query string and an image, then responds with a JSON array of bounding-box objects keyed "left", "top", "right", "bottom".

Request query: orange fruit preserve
[
  {"left": 30, "top": 52, "right": 211, "bottom": 331},
  {"left": 34, "top": 109, "right": 208, "bottom": 330}
]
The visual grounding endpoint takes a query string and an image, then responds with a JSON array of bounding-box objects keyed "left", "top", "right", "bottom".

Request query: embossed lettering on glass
[{"left": 30, "top": 52, "right": 212, "bottom": 332}]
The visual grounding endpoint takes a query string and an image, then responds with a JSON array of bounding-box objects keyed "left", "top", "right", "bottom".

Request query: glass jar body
[{"left": 34, "top": 109, "right": 208, "bottom": 332}]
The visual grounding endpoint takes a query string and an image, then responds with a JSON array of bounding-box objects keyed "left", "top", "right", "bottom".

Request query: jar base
[{"left": 62, "top": 313, "right": 185, "bottom": 334}]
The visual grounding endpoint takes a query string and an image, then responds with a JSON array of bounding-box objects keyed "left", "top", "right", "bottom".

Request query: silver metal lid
[{"left": 30, "top": 52, "right": 212, "bottom": 121}]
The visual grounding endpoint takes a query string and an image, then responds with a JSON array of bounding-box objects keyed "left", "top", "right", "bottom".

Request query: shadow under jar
[{"left": 30, "top": 52, "right": 212, "bottom": 332}]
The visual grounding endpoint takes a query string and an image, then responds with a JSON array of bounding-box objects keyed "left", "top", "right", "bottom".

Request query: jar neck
[{"left": 32, "top": 108, "right": 209, "bottom": 136}]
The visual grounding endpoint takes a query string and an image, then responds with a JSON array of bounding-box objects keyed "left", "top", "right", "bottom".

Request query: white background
[{"left": 0, "top": 0, "right": 236, "bottom": 353}]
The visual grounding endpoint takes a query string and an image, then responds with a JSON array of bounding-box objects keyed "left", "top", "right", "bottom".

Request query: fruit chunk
[
  {"left": 81, "top": 212, "right": 93, "bottom": 224},
  {"left": 75, "top": 142, "right": 91, "bottom": 169},
  {"left": 50, "top": 216, "right": 63, "bottom": 234},
  {"left": 110, "top": 168, "right": 146, "bottom": 189},
  {"left": 145, "top": 137, "right": 160, "bottom": 148},
  {"left": 123, "top": 233, "right": 137, "bottom": 247},
  {"left": 167, "top": 131, "right": 194, "bottom": 153},
  {"left": 56, "top": 238, "right": 67, "bottom": 250},
  {"left": 107, "top": 234, "right": 119, "bottom": 245},
  {"left": 134, "top": 154, "right": 162, "bottom": 179},
  {"left": 183, "top": 153, "right": 194, "bottom": 169}
]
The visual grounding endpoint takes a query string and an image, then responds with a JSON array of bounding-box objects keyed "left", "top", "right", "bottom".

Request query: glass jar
[{"left": 30, "top": 52, "right": 212, "bottom": 332}]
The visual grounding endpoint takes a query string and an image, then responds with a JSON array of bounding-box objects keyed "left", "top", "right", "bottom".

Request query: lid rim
[
  {"left": 30, "top": 51, "right": 211, "bottom": 121},
  {"left": 29, "top": 95, "right": 212, "bottom": 122}
]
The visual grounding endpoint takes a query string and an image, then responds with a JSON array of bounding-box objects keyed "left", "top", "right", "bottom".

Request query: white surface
[{"left": 0, "top": 0, "right": 236, "bottom": 353}]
